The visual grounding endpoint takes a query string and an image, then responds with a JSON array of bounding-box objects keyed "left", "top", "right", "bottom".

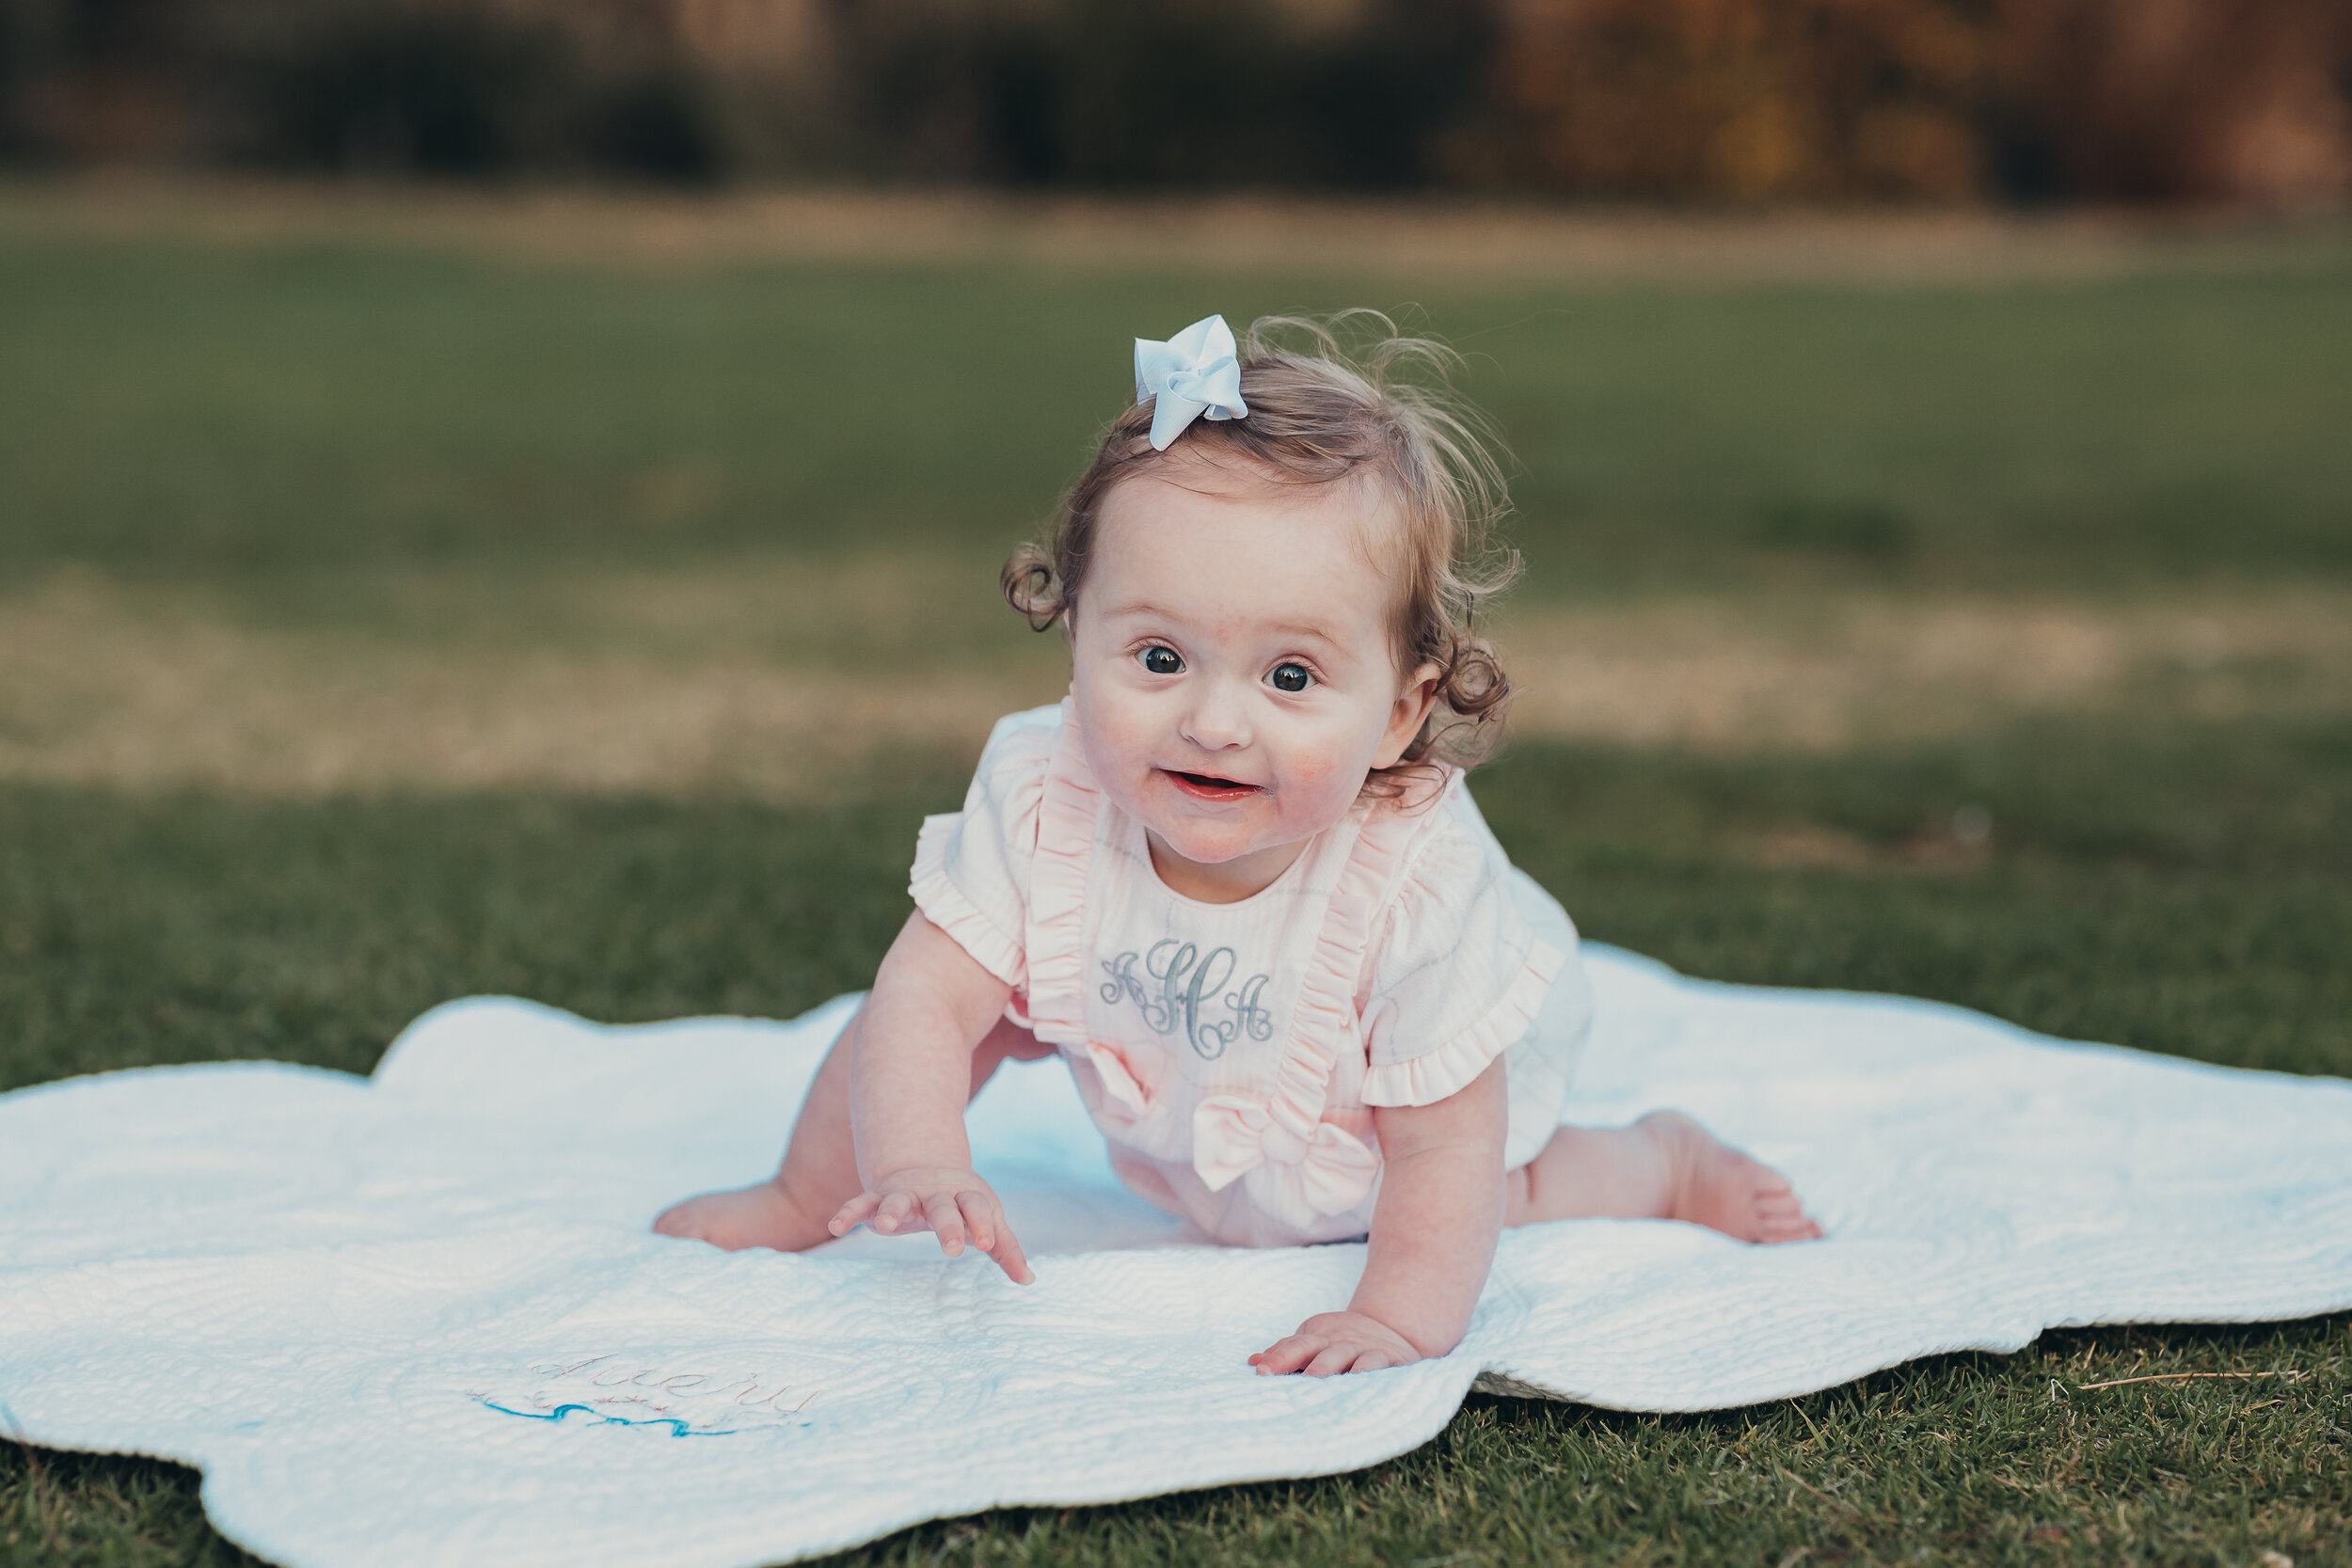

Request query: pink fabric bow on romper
[{"left": 1193, "top": 1095, "right": 1381, "bottom": 1227}]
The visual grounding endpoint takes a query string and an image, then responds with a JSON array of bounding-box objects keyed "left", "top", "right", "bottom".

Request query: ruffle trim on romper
[
  {"left": 1024, "top": 701, "right": 1152, "bottom": 1122},
  {"left": 1191, "top": 787, "right": 1439, "bottom": 1228},
  {"left": 1356, "top": 937, "right": 1567, "bottom": 1108},
  {"left": 908, "top": 814, "right": 1028, "bottom": 992}
]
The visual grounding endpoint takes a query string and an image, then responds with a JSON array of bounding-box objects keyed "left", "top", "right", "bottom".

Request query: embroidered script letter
[{"left": 1101, "top": 938, "right": 1275, "bottom": 1059}]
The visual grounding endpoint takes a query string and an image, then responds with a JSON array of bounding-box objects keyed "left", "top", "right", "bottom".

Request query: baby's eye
[
  {"left": 1268, "top": 662, "right": 1313, "bottom": 693},
  {"left": 1138, "top": 645, "right": 1184, "bottom": 676}
]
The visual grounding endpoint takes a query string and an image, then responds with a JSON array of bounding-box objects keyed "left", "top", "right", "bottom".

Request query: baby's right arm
[{"left": 827, "top": 911, "right": 1034, "bottom": 1283}]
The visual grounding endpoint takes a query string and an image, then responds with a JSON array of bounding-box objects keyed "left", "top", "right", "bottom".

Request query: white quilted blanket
[{"left": 3, "top": 946, "right": 2348, "bottom": 1568}]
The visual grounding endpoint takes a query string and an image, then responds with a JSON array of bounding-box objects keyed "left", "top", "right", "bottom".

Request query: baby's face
[{"left": 1067, "top": 462, "right": 1436, "bottom": 901}]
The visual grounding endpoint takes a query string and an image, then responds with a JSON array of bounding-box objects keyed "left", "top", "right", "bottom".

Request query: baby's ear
[{"left": 1375, "top": 663, "right": 1444, "bottom": 769}]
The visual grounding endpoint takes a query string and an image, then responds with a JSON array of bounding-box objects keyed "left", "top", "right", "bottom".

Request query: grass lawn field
[{"left": 1, "top": 188, "right": 2347, "bottom": 1565}]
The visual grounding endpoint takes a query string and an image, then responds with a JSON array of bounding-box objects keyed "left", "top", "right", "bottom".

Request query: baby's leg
[
  {"left": 651, "top": 1009, "right": 1048, "bottom": 1252},
  {"left": 1505, "top": 1112, "right": 1822, "bottom": 1244}
]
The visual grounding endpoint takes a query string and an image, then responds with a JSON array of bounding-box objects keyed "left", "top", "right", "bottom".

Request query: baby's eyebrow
[
  {"left": 1098, "top": 600, "right": 1357, "bottom": 657},
  {"left": 1263, "top": 621, "right": 1349, "bottom": 653},
  {"left": 1097, "top": 598, "right": 1178, "bottom": 622}
]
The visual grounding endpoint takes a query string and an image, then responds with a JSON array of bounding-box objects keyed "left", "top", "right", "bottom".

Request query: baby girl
[{"left": 656, "top": 312, "right": 1820, "bottom": 1376}]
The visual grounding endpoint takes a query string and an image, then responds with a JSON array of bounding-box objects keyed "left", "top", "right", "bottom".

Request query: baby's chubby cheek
[
  {"left": 1272, "top": 751, "right": 1363, "bottom": 830},
  {"left": 1277, "top": 758, "right": 1336, "bottom": 816}
]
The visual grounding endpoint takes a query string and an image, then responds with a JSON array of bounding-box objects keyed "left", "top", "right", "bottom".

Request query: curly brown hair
[{"left": 1003, "top": 311, "right": 1520, "bottom": 792}]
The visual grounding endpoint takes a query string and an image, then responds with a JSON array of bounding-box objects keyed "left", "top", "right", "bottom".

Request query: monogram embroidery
[{"left": 1099, "top": 938, "right": 1276, "bottom": 1060}]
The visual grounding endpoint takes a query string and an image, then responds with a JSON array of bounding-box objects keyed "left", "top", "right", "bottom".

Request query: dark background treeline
[{"left": 3, "top": 0, "right": 2347, "bottom": 202}]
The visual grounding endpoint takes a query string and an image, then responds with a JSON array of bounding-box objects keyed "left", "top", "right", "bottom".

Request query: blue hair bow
[{"left": 1134, "top": 314, "right": 1249, "bottom": 451}]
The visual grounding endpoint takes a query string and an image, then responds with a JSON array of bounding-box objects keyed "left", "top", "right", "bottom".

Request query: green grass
[
  {"left": 1, "top": 231, "right": 2348, "bottom": 600},
  {"left": 6, "top": 721, "right": 2347, "bottom": 1093},
  {"left": 3, "top": 211, "right": 2350, "bottom": 1563}
]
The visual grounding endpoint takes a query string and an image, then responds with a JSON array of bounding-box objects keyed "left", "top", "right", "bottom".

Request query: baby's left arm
[{"left": 1249, "top": 1056, "right": 1506, "bottom": 1377}]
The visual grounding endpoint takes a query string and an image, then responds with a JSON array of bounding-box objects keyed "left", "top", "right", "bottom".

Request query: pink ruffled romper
[{"left": 911, "top": 702, "right": 1594, "bottom": 1247}]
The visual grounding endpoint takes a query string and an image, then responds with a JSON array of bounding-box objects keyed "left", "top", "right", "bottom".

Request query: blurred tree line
[{"left": 1, "top": 0, "right": 2345, "bottom": 201}]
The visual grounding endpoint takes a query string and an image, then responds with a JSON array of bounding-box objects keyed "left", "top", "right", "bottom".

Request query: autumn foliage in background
[
  {"left": 2, "top": 0, "right": 2347, "bottom": 202},
  {"left": 1473, "top": 0, "right": 2351, "bottom": 202}
]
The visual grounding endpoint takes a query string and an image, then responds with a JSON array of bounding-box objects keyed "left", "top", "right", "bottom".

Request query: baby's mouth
[{"left": 1163, "top": 768, "right": 1263, "bottom": 802}]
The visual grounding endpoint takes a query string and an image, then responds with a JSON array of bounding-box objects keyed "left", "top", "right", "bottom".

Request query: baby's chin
[
  {"left": 1149, "top": 822, "right": 1276, "bottom": 869},
  {"left": 1141, "top": 802, "right": 1350, "bottom": 870}
]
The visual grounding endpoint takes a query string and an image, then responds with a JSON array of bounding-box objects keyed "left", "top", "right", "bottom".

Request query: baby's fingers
[
  {"left": 827, "top": 1191, "right": 882, "bottom": 1237},
  {"left": 960, "top": 1193, "right": 1034, "bottom": 1285},
  {"left": 922, "top": 1192, "right": 970, "bottom": 1256},
  {"left": 953, "top": 1190, "right": 998, "bottom": 1255},
  {"left": 872, "top": 1188, "right": 921, "bottom": 1235},
  {"left": 1302, "top": 1342, "right": 1364, "bottom": 1379}
]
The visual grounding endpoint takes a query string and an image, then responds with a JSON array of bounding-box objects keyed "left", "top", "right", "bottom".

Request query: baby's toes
[
  {"left": 1251, "top": 1343, "right": 1305, "bottom": 1375},
  {"left": 655, "top": 1193, "right": 744, "bottom": 1243},
  {"left": 1753, "top": 1190, "right": 1822, "bottom": 1243}
]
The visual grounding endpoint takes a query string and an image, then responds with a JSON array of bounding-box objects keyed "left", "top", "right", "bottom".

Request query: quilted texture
[{"left": 2, "top": 946, "right": 2348, "bottom": 1568}]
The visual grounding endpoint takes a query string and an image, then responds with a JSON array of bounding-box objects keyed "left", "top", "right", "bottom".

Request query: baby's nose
[
  {"left": 1181, "top": 689, "right": 1251, "bottom": 750},
  {"left": 1176, "top": 681, "right": 1251, "bottom": 752}
]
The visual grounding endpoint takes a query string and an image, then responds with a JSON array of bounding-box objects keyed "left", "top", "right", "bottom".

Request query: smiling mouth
[{"left": 1163, "top": 768, "right": 1263, "bottom": 801}]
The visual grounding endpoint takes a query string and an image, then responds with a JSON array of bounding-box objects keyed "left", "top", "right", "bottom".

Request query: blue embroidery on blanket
[
  {"left": 1100, "top": 938, "right": 1274, "bottom": 1060},
  {"left": 479, "top": 1400, "right": 738, "bottom": 1437}
]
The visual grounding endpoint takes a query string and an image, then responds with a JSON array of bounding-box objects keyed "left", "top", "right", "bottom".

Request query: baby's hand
[
  {"left": 829, "top": 1168, "right": 1034, "bottom": 1284},
  {"left": 1249, "top": 1311, "right": 1422, "bottom": 1377}
]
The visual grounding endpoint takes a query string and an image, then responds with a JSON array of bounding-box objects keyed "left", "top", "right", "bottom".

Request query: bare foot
[
  {"left": 652, "top": 1178, "right": 833, "bottom": 1253},
  {"left": 1642, "top": 1111, "right": 1823, "bottom": 1244}
]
